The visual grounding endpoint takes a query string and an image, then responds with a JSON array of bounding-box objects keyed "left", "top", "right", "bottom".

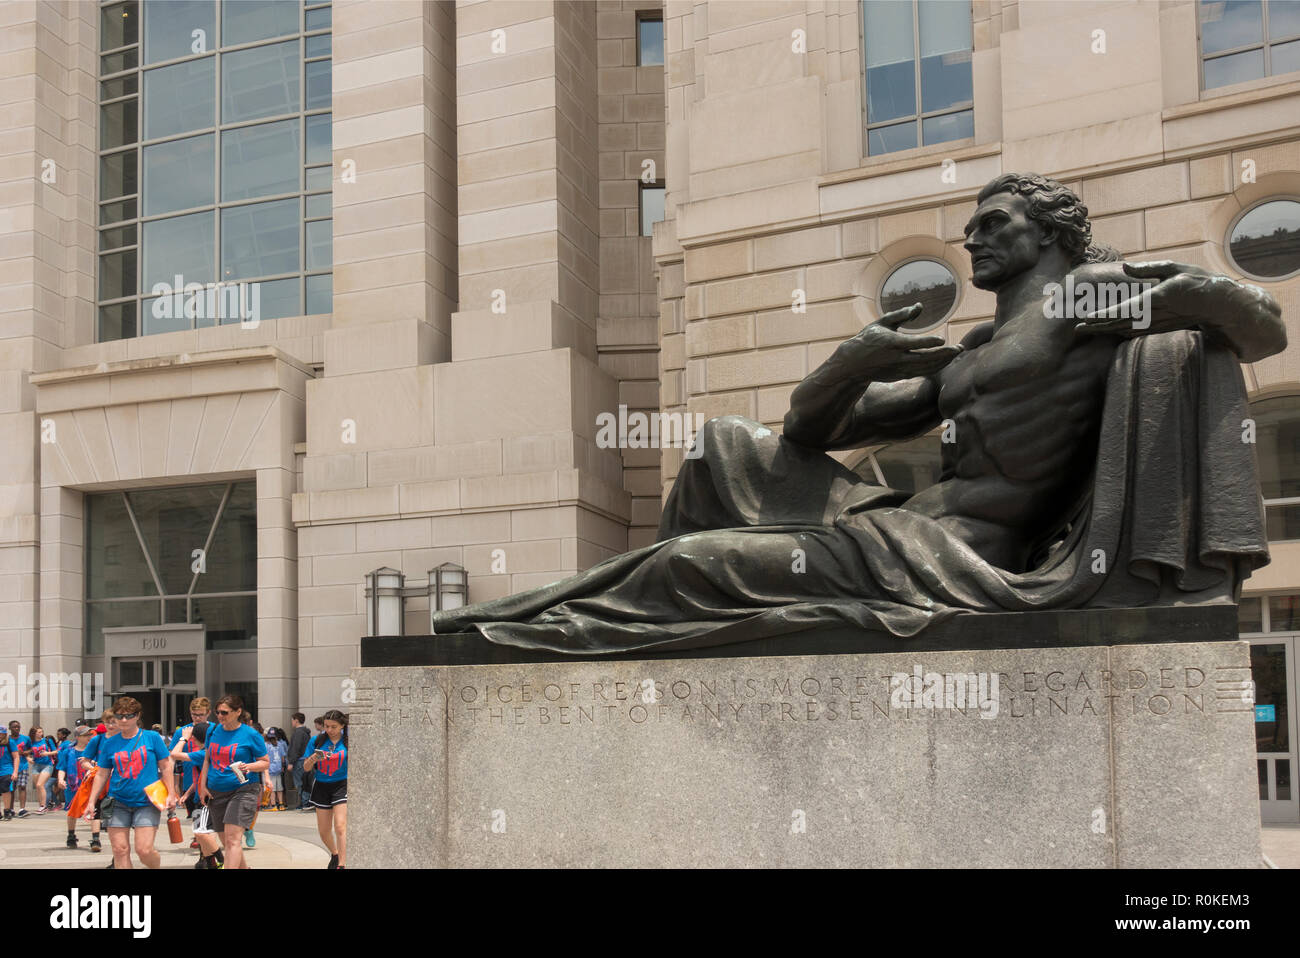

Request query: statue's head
[{"left": 965, "top": 173, "right": 1113, "bottom": 290}]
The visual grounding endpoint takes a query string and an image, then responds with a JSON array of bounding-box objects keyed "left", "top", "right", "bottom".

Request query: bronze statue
[{"left": 430, "top": 173, "right": 1285, "bottom": 653}]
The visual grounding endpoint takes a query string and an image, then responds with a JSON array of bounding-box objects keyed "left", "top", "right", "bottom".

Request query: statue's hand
[
  {"left": 831, "top": 303, "right": 963, "bottom": 383},
  {"left": 1073, "top": 260, "right": 1263, "bottom": 337}
]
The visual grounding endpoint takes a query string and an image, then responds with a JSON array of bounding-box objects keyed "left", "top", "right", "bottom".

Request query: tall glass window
[
  {"left": 1252, "top": 395, "right": 1300, "bottom": 542},
  {"left": 1199, "top": 0, "right": 1300, "bottom": 90},
  {"left": 98, "top": 0, "right": 333, "bottom": 341},
  {"left": 862, "top": 0, "right": 973, "bottom": 156},
  {"left": 84, "top": 481, "right": 258, "bottom": 654}
]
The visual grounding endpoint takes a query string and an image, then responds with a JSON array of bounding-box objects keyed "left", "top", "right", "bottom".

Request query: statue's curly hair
[{"left": 976, "top": 173, "right": 1119, "bottom": 266}]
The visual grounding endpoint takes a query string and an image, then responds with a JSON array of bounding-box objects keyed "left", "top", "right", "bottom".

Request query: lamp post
[
  {"left": 364, "top": 567, "right": 406, "bottom": 636},
  {"left": 429, "top": 562, "right": 468, "bottom": 616}
]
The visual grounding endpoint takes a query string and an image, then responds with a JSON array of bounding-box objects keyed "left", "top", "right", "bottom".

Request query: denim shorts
[{"left": 106, "top": 802, "right": 161, "bottom": 829}]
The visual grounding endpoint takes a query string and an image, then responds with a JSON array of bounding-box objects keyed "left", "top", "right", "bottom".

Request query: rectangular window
[
  {"left": 98, "top": 0, "right": 333, "bottom": 341},
  {"left": 1200, "top": 0, "right": 1300, "bottom": 90},
  {"left": 637, "top": 13, "right": 664, "bottom": 66},
  {"left": 862, "top": 0, "right": 973, "bottom": 157},
  {"left": 639, "top": 182, "right": 665, "bottom": 237}
]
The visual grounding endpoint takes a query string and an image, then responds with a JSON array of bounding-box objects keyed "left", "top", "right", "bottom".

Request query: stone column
[{"left": 0, "top": 1, "right": 97, "bottom": 727}]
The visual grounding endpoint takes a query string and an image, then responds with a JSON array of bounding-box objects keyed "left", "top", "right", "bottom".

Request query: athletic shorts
[
  {"left": 0, "top": 775, "right": 10, "bottom": 793},
  {"left": 309, "top": 778, "right": 347, "bottom": 807},
  {"left": 267, "top": 773, "right": 283, "bottom": 790},
  {"left": 107, "top": 803, "right": 160, "bottom": 829},
  {"left": 206, "top": 782, "right": 261, "bottom": 831}
]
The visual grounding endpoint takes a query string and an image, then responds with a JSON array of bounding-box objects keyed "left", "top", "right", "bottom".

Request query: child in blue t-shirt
[
  {"left": 58, "top": 727, "right": 94, "bottom": 847},
  {"left": 302, "top": 710, "right": 349, "bottom": 869},
  {"left": 0, "top": 728, "right": 18, "bottom": 820}
]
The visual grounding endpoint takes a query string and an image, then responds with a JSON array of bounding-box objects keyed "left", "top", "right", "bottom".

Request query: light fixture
[
  {"left": 429, "top": 562, "right": 468, "bottom": 613},
  {"left": 364, "top": 567, "right": 405, "bottom": 636}
]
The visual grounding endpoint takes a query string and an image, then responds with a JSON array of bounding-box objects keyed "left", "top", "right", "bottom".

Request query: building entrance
[{"left": 1248, "top": 634, "right": 1298, "bottom": 823}]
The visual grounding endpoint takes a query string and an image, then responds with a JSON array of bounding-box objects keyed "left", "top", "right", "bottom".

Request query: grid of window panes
[
  {"left": 1200, "top": 0, "right": 1300, "bottom": 90},
  {"left": 84, "top": 481, "right": 258, "bottom": 655},
  {"left": 861, "top": 0, "right": 973, "bottom": 156},
  {"left": 97, "top": 0, "right": 333, "bottom": 341},
  {"left": 1252, "top": 395, "right": 1300, "bottom": 541}
]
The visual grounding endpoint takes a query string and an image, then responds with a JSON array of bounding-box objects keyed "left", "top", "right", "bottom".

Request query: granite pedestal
[{"left": 348, "top": 608, "right": 1263, "bottom": 868}]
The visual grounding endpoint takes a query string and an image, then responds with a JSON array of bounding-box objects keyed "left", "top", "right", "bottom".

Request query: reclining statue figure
[{"left": 430, "top": 172, "right": 1286, "bottom": 653}]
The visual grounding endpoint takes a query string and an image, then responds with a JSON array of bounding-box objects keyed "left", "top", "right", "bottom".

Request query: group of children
[{"left": 3, "top": 695, "right": 349, "bottom": 869}]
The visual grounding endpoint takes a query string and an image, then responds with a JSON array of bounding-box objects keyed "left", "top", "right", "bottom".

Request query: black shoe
[
  {"left": 89, "top": 838, "right": 102, "bottom": 853},
  {"left": 66, "top": 834, "right": 78, "bottom": 848},
  {"left": 105, "top": 862, "right": 114, "bottom": 869},
  {"left": 328, "top": 853, "right": 338, "bottom": 870}
]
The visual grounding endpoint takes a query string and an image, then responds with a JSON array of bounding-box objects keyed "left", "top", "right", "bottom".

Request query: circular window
[
  {"left": 1228, "top": 198, "right": 1300, "bottom": 280},
  {"left": 879, "top": 259, "right": 958, "bottom": 331}
]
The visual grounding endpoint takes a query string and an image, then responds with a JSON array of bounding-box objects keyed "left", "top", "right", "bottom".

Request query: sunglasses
[
  {"left": 216, "top": 709, "right": 232, "bottom": 716},
  {"left": 114, "top": 712, "right": 139, "bottom": 720}
]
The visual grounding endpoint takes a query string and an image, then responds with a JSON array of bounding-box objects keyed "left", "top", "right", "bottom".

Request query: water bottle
[{"left": 167, "top": 808, "right": 183, "bottom": 844}]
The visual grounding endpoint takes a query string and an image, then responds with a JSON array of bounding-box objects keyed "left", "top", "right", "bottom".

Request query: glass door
[{"left": 1247, "top": 635, "right": 1298, "bottom": 823}]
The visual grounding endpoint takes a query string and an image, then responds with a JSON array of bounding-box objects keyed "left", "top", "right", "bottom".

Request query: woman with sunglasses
[
  {"left": 83, "top": 697, "right": 176, "bottom": 869},
  {"left": 198, "top": 694, "right": 269, "bottom": 870}
]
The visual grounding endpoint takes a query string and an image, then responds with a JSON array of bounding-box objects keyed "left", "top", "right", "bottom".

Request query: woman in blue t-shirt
[
  {"left": 198, "top": 693, "right": 269, "bottom": 870},
  {"left": 302, "top": 709, "right": 349, "bottom": 869},
  {"left": 83, "top": 697, "right": 176, "bottom": 869}
]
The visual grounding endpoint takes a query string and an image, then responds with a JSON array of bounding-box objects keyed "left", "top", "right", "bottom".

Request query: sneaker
[
  {"left": 34, "top": 805, "right": 45, "bottom": 815},
  {"left": 3, "top": 810, "right": 13, "bottom": 820},
  {"left": 16, "top": 809, "right": 29, "bottom": 818},
  {"left": 89, "top": 838, "right": 102, "bottom": 853},
  {"left": 244, "top": 828, "right": 255, "bottom": 849},
  {"left": 327, "top": 853, "right": 338, "bottom": 870},
  {"left": 276, "top": 804, "right": 286, "bottom": 811},
  {"left": 66, "top": 834, "right": 78, "bottom": 848}
]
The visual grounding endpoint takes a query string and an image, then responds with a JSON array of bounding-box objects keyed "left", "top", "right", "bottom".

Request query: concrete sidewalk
[
  {"left": 0, "top": 805, "right": 331, "bottom": 869},
  {"left": 1262, "top": 824, "right": 1300, "bottom": 868}
]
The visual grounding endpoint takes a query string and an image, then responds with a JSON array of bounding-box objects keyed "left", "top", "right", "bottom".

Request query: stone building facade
[{"left": 1, "top": 0, "right": 1297, "bottom": 818}]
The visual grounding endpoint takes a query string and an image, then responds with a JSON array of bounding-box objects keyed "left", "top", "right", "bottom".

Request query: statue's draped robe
[{"left": 430, "top": 331, "right": 1268, "bottom": 653}]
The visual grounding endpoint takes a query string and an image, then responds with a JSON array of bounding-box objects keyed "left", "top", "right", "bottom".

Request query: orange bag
[{"left": 66, "top": 768, "right": 98, "bottom": 819}]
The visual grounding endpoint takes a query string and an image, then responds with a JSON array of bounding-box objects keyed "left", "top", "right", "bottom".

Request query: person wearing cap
[
  {"left": 0, "top": 726, "right": 18, "bottom": 820},
  {"left": 58, "top": 725, "right": 94, "bottom": 848},
  {"left": 79, "top": 709, "right": 117, "bottom": 854}
]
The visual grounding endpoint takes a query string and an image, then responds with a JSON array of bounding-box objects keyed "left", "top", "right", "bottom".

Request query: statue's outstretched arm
[
  {"left": 784, "top": 302, "right": 957, "bottom": 451},
  {"left": 1073, "top": 260, "right": 1286, "bottom": 363}
]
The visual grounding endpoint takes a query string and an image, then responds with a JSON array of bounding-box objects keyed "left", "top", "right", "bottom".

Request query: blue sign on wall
[{"left": 1255, "top": 704, "right": 1276, "bottom": 723}]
